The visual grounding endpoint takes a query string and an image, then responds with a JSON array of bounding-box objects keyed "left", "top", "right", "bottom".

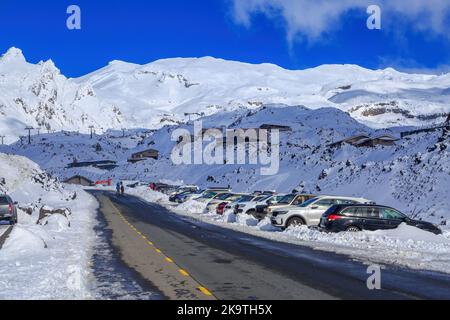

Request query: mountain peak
[{"left": 1, "top": 47, "right": 26, "bottom": 63}]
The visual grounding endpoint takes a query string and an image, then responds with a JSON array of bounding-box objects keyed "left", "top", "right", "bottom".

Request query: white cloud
[{"left": 231, "top": 0, "right": 450, "bottom": 42}]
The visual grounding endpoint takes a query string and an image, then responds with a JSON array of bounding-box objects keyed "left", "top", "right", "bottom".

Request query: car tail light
[
  {"left": 327, "top": 214, "right": 342, "bottom": 221},
  {"left": 8, "top": 203, "right": 13, "bottom": 214}
]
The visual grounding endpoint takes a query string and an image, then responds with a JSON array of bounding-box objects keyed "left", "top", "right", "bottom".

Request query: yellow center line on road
[
  {"left": 198, "top": 287, "right": 213, "bottom": 296},
  {"left": 179, "top": 269, "right": 189, "bottom": 277},
  {"left": 107, "top": 198, "right": 216, "bottom": 299}
]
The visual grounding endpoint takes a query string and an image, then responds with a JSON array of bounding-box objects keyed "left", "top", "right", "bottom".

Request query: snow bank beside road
[
  {"left": 162, "top": 199, "right": 450, "bottom": 274},
  {"left": 125, "top": 186, "right": 169, "bottom": 203},
  {"left": 0, "top": 153, "right": 98, "bottom": 299}
]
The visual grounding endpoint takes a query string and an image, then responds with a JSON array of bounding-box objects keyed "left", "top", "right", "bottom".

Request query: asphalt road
[
  {"left": 0, "top": 225, "right": 12, "bottom": 249},
  {"left": 91, "top": 191, "right": 450, "bottom": 300}
]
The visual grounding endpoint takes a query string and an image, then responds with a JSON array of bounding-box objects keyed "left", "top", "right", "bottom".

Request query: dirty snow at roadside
[
  {"left": 159, "top": 198, "right": 450, "bottom": 274},
  {"left": 0, "top": 153, "right": 98, "bottom": 299}
]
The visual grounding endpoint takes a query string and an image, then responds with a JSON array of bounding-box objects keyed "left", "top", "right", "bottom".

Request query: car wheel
[
  {"left": 346, "top": 226, "right": 361, "bottom": 232},
  {"left": 287, "top": 217, "right": 305, "bottom": 228}
]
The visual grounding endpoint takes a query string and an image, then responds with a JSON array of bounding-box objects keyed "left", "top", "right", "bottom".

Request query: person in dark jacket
[{"left": 120, "top": 182, "right": 125, "bottom": 196}]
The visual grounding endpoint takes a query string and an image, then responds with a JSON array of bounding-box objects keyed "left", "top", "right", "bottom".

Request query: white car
[
  {"left": 234, "top": 194, "right": 285, "bottom": 216},
  {"left": 195, "top": 190, "right": 231, "bottom": 203},
  {"left": 271, "top": 196, "right": 374, "bottom": 229},
  {"left": 205, "top": 193, "right": 247, "bottom": 212},
  {"left": 223, "top": 194, "right": 262, "bottom": 212}
]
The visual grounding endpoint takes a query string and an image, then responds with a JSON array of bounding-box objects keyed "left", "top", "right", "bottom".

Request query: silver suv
[{"left": 0, "top": 195, "right": 18, "bottom": 225}]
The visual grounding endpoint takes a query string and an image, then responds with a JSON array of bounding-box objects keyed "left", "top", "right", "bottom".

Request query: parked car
[
  {"left": 319, "top": 204, "right": 442, "bottom": 235},
  {"left": 169, "top": 185, "right": 199, "bottom": 196},
  {"left": 0, "top": 195, "right": 18, "bottom": 225},
  {"left": 271, "top": 196, "right": 374, "bottom": 229},
  {"left": 256, "top": 193, "right": 316, "bottom": 220},
  {"left": 234, "top": 194, "right": 286, "bottom": 219},
  {"left": 216, "top": 202, "right": 228, "bottom": 215},
  {"left": 206, "top": 193, "right": 247, "bottom": 212},
  {"left": 152, "top": 183, "right": 175, "bottom": 194},
  {"left": 175, "top": 189, "right": 206, "bottom": 203},
  {"left": 224, "top": 194, "right": 261, "bottom": 212},
  {"left": 169, "top": 190, "right": 194, "bottom": 203},
  {"left": 195, "top": 190, "right": 231, "bottom": 203}
]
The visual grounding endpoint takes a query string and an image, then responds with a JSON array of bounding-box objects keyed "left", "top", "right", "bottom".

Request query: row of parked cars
[{"left": 162, "top": 186, "right": 442, "bottom": 235}]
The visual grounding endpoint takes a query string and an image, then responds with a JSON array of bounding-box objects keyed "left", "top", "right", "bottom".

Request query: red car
[{"left": 216, "top": 202, "right": 227, "bottom": 215}]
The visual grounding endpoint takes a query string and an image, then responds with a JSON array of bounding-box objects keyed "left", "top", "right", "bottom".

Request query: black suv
[
  {"left": 319, "top": 204, "right": 442, "bottom": 235},
  {"left": 0, "top": 195, "right": 18, "bottom": 225}
]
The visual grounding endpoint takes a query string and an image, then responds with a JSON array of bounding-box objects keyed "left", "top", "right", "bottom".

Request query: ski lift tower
[
  {"left": 89, "top": 125, "right": 95, "bottom": 139},
  {"left": 25, "top": 126, "right": 34, "bottom": 144}
]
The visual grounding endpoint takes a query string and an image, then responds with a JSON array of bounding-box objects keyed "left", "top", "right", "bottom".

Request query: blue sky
[{"left": 0, "top": 0, "right": 449, "bottom": 77}]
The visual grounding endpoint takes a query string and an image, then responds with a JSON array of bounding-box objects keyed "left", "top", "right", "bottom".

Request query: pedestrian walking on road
[
  {"left": 116, "top": 182, "right": 121, "bottom": 195},
  {"left": 120, "top": 182, "right": 125, "bottom": 196}
]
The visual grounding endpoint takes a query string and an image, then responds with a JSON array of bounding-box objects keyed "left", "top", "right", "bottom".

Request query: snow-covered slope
[
  {"left": 1, "top": 47, "right": 450, "bottom": 143},
  {"left": 0, "top": 153, "right": 98, "bottom": 299}
]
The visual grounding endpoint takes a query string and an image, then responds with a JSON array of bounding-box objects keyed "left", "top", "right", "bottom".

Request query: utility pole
[
  {"left": 0, "top": 135, "right": 5, "bottom": 145},
  {"left": 89, "top": 125, "right": 95, "bottom": 139},
  {"left": 25, "top": 126, "right": 34, "bottom": 144}
]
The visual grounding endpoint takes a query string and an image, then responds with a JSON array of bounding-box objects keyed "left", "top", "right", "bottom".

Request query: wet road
[{"left": 90, "top": 191, "right": 450, "bottom": 300}]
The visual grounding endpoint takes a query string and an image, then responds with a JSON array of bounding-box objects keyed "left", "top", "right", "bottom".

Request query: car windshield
[
  {"left": 201, "top": 192, "right": 217, "bottom": 198},
  {"left": 278, "top": 194, "right": 296, "bottom": 204},
  {"left": 253, "top": 195, "right": 268, "bottom": 202},
  {"left": 236, "top": 195, "right": 254, "bottom": 202},
  {"left": 217, "top": 193, "right": 233, "bottom": 200},
  {"left": 297, "top": 197, "right": 319, "bottom": 207}
]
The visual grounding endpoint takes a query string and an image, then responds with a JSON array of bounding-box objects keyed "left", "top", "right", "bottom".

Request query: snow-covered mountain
[
  {"left": 1, "top": 47, "right": 450, "bottom": 143},
  {"left": 0, "top": 48, "right": 125, "bottom": 143}
]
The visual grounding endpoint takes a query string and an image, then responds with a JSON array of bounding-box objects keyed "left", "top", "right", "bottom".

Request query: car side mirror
[
  {"left": 311, "top": 205, "right": 318, "bottom": 209},
  {"left": 267, "top": 200, "right": 273, "bottom": 205},
  {"left": 13, "top": 202, "right": 18, "bottom": 205}
]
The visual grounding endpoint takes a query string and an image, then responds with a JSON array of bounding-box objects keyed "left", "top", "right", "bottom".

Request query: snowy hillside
[
  {"left": 4, "top": 104, "right": 449, "bottom": 225},
  {"left": 1, "top": 47, "right": 450, "bottom": 143},
  {"left": 0, "top": 153, "right": 98, "bottom": 299}
]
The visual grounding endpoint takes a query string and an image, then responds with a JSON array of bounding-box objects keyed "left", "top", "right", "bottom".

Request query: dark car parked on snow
[
  {"left": 319, "top": 204, "right": 442, "bottom": 235},
  {"left": 0, "top": 195, "right": 18, "bottom": 225}
]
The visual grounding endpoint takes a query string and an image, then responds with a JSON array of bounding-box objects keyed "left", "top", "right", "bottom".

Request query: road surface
[
  {"left": 90, "top": 191, "right": 450, "bottom": 300},
  {"left": 0, "top": 225, "right": 12, "bottom": 250}
]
